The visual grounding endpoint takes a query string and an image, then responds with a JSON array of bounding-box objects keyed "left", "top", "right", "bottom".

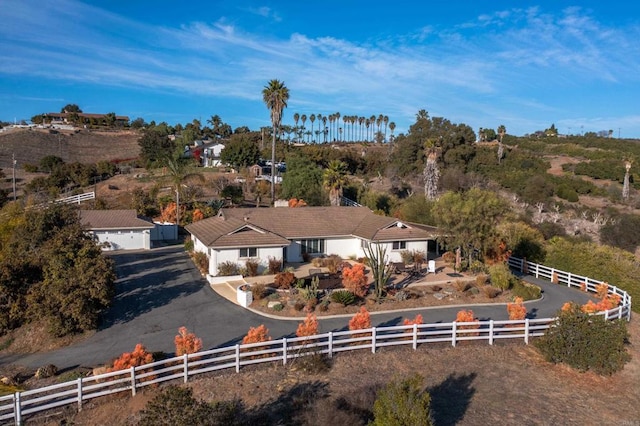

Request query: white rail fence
[
  {"left": 0, "top": 257, "right": 632, "bottom": 425},
  {"left": 54, "top": 191, "right": 95, "bottom": 205},
  {"left": 507, "top": 257, "right": 632, "bottom": 321}
]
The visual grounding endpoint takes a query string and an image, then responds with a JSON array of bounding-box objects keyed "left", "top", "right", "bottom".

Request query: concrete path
[{"left": 0, "top": 246, "right": 596, "bottom": 370}]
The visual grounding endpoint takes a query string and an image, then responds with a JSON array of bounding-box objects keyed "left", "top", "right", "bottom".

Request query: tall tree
[
  {"left": 293, "top": 113, "right": 300, "bottom": 142},
  {"left": 432, "top": 188, "right": 509, "bottom": 265},
  {"left": 383, "top": 115, "right": 389, "bottom": 142},
  {"left": 280, "top": 154, "right": 325, "bottom": 205},
  {"left": 622, "top": 159, "right": 632, "bottom": 200},
  {"left": 301, "top": 114, "right": 307, "bottom": 142},
  {"left": 497, "top": 124, "right": 506, "bottom": 164},
  {"left": 165, "top": 158, "right": 205, "bottom": 225},
  {"left": 423, "top": 150, "right": 440, "bottom": 200},
  {"left": 309, "top": 114, "right": 316, "bottom": 142},
  {"left": 262, "top": 79, "right": 290, "bottom": 202},
  {"left": 323, "top": 160, "right": 349, "bottom": 206},
  {"left": 389, "top": 122, "right": 396, "bottom": 142}
]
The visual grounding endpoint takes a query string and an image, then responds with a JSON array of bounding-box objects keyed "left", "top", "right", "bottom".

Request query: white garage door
[{"left": 95, "top": 230, "right": 149, "bottom": 250}]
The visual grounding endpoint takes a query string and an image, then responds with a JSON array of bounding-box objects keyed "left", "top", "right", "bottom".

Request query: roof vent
[{"left": 397, "top": 222, "right": 404, "bottom": 228}]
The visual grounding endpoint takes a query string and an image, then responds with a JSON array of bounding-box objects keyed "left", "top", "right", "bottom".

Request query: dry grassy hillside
[{"left": 0, "top": 128, "right": 141, "bottom": 168}]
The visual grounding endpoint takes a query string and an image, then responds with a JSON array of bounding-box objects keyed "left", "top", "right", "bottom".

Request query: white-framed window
[
  {"left": 301, "top": 239, "right": 325, "bottom": 254},
  {"left": 392, "top": 241, "right": 406, "bottom": 250},
  {"left": 239, "top": 247, "right": 257, "bottom": 258}
]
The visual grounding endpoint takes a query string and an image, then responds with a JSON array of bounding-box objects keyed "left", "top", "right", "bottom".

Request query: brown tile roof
[
  {"left": 185, "top": 217, "right": 290, "bottom": 248},
  {"left": 79, "top": 210, "right": 154, "bottom": 230},
  {"left": 186, "top": 206, "right": 441, "bottom": 247}
]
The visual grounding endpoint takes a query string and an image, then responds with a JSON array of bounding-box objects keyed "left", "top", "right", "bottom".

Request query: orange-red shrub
[
  {"left": 349, "top": 307, "right": 371, "bottom": 331},
  {"left": 342, "top": 263, "right": 368, "bottom": 297},
  {"left": 273, "top": 271, "right": 296, "bottom": 289},
  {"left": 192, "top": 209, "right": 204, "bottom": 222},
  {"left": 403, "top": 314, "right": 423, "bottom": 327},
  {"left": 174, "top": 326, "right": 203, "bottom": 356},
  {"left": 596, "top": 283, "right": 609, "bottom": 299},
  {"left": 507, "top": 297, "right": 527, "bottom": 321},
  {"left": 296, "top": 313, "right": 319, "bottom": 338},
  {"left": 579, "top": 282, "right": 587, "bottom": 292},
  {"left": 109, "top": 343, "right": 154, "bottom": 372},
  {"left": 242, "top": 324, "right": 271, "bottom": 345},
  {"left": 288, "top": 198, "right": 308, "bottom": 207},
  {"left": 455, "top": 309, "right": 479, "bottom": 336}
]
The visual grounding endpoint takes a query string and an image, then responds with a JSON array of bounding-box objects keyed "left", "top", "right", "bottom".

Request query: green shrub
[
  {"left": 183, "top": 239, "right": 194, "bottom": 252},
  {"left": 217, "top": 261, "right": 239, "bottom": 276},
  {"left": 272, "top": 303, "right": 284, "bottom": 311},
  {"left": 139, "top": 385, "right": 242, "bottom": 426},
  {"left": 23, "top": 163, "right": 38, "bottom": 173},
  {"left": 372, "top": 374, "right": 433, "bottom": 426},
  {"left": 556, "top": 184, "right": 579, "bottom": 202},
  {"left": 511, "top": 280, "right": 541, "bottom": 300},
  {"left": 488, "top": 263, "right": 515, "bottom": 290},
  {"left": 535, "top": 304, "right": 630, "bottom": 375},
  {"left": 330, "top": 290, "right": 356, "bottom": 306}
]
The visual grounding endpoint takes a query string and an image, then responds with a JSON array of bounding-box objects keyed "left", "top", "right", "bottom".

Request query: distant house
[
  {"left": 185, "top": 206, "right": 440, "bottom": 278},
  {"left": 42, "top": 112, "right": 129, "bottom": 127},
  {"left": 80, "top": 210, "right": 155, "bottom": 250},
  {"left": 203, "top": 143, "right": 225, "bottom": 167}
]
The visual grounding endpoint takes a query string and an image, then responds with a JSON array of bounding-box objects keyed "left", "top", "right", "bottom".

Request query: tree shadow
[
  {"left": 429, "top": 372, "right": 476, "bottom": 426},
  {"left": 100, "top": 249, "right": 205, "bottom": 328},
  {"left": 376, "top": 316, "right": 403, "bottom": 327},
  {"left": 242, "top": 380, "right": 330, "bottom": 425}
]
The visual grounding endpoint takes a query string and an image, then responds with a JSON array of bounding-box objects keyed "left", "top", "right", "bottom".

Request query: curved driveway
[{"left": 2, "top": 246, "right": 596, "bottom": 370}]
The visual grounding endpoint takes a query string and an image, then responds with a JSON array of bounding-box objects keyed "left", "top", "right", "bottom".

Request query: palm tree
[
  {"left": 301, "top": 114, "right": 307, "bottom": 142},
  {"left": 328, "top": 114, "right": 335, "bottom": 142},
  {"left": 166, "top": 158, "right": 205, "bottom": 225},
  {"left": 342, "top": 116, "right": 348, "bottom": 142},
  {"left": 389, "top": 122, "right": 396, "bottom": 142},
  {"left": 497, "top": 125, "right": 506, "bottom": 164},
  {"left": 292, "top": 113, "right": 300, "bottom": 143},
  {"left": 322, "top": 116, "right": 328, "bottom": 142},
  {"left": 335, "top": 112, "right": 340, "bottom": 142},
  {"left": 262, "top": 79, "right": 290, "bottom": 202},
  {"left": 365, "top": 119, "right": 371, "bottom": 141},
  {"left": 309, "top": 114, "right": 316, "bottom": 142},
  {"left": 358, "top": 116, "right": 365, "bottom": 141},
  {"left": 323, "top": 160, "right": 349, "bottom": 206},
  {"left": 383, "top": 115, "right": 389, "bottom": 142}
]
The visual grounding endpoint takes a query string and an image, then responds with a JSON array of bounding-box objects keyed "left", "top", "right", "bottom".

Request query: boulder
[{"left": 34, "top": 364, "right": 58, "bottom": 379}]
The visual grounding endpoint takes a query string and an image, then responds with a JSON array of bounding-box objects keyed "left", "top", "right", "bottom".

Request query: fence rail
[
  {"left": 54, "top": 191, "right": 95, "bottom": 205},
  {"left": 0, "top": 257, "right": 631, "bottom": 425}
]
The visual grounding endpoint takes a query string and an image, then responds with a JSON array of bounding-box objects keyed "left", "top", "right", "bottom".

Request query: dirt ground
[{"left": 30, "top": 317, "right": 640, "bottom": 425}]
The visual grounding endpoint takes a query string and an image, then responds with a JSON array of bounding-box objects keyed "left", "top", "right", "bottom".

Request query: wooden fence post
[
  {"left": 235, "top": 344, "right": 240, "bottom": 373},
  {"left": 183, "top": 353, "right": 189, "bottom": 383},
  {"left": 413, "top": 324, "right": 418, "bottom": 350},
  {"left": 282, "top": 338, "right": 287, "bottom": 365},
  {"left": 77, "top": 377, "right": 83, "bottom": 411},
  {"left": 371, "top": 328, "right": 376, "bottom": 353},
  {"left": 130, "top": 367, "right": 136, "bottom": 396},
  {"left": 451, "top": 322, "right": 457, "bottom": 347},
  {"left": 328, "top": 332, "right": 333, "bottom": 358}
]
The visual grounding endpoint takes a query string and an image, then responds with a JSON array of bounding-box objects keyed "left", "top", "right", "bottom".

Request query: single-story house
[
  {"left": 185, "top": 206, "right": 441, "bottom": 277},
  {"left": 80, "top": 210, "right": 155, "bottom": 250}
]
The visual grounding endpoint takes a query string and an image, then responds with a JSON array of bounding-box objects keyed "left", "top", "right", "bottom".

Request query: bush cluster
[
  {"left": 535, "top": 304, "right": 630, "bottom": 375},
  {"left": 371, "top": 374, "right": 433, "bottom": 426}
]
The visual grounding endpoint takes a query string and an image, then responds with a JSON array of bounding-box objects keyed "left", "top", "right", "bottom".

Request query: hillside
[{"left": 0, "top": 128, "right": 141, "bottom": 169}]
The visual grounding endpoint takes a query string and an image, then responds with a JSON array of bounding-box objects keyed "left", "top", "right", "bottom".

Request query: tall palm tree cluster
[{"left": 284, "top": 112, "right": 396, "bottom": 144}]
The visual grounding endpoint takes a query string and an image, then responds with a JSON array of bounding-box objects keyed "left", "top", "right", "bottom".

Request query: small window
[
  {"left": 239, "top": 247, "right": 257, "bottom": 258},
  {"left": 392, "top": 241, "right": 406, "bottom": 250}
]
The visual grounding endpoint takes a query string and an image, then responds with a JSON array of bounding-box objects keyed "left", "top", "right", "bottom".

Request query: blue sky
[{"left": 2, "top": 1, "right": 640, "bottom": 138}]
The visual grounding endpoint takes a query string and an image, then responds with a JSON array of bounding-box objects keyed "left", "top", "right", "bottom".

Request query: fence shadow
[{"left": 429, "top": 372, "right": 476, "bottom": 425}]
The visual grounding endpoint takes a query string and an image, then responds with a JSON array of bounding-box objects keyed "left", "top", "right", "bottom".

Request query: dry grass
[{"left": 26, "top": 317, "right": 640, "bottom": 425}]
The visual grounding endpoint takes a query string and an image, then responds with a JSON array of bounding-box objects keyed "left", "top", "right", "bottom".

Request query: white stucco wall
[
  {"left": 212, "top": 246, "right": 283, "bottom": 276},
  {"left": 325, "top": 237, "right": 361, "bottom": 259}
]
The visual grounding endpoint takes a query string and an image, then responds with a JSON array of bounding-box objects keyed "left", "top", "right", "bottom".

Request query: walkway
[{"left": 0, "top": 247, "right": 596, "bottom": 370}]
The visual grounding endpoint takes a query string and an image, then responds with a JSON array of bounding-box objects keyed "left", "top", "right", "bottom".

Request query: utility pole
[{"left": 12, "top": 153, "right": 16, "bottom": 201}]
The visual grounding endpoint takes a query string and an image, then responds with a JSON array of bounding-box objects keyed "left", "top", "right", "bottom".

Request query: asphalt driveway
[{"left": 2, "top": 246, "right": 596, "bottom": 370}]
